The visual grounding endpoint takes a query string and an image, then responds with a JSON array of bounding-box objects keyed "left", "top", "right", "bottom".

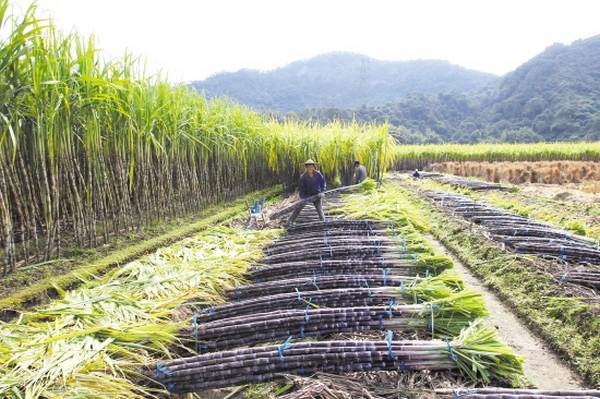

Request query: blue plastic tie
[
  {"left": 379, "top": 314, "right": 383, "bottom": 330},
  {"left": 193, "top": 311, "right": 198, "bottom": 351},
  {"left": 445, "top": 336, "right": 458, "bottom": 362},
  {"left": 401, "top": 281, "right": 405, "bottom": 298},
  {"left": 300, "top": 325, "right": 305, "bottom": 338},
  {"left": 387, "top": 298, "right": 395, "bottom": 319},
  {"left": 305, "top": 303, "right": 311, "bottom": 324},
  {"left": 453, "top": 388, "right": 478, "bottom": 398},
  {"left": 235, "top": 284, "right": 241, "bottom": 302},
  {"left": 363, "top": 278, "right": 371, "bottom": 297},
  {"left": 381, "top": 268, "right": 390, "bottom": 286},
  {"left": 563, "top": 255, "right": 568, "bottom": 260},
  {"left": 255, "top": 264, "right": 260, "bottom": 283},
  {"left": 156, "top": 363, "right": 172, "bottom": 382},
  {"left": 411, "top": 254, "right": 417, "bottom": 261},
  {"left": 278, "top": 336, "right": 293, "bottom": 367},
  {"left": 202, "top": 305, "right": 214, "bottom": 320},
  {"left": 312, "top": 271, "right": 317, "bottom": 288},
  {"left": 561, "top": 270, "right": 569, "bottom": 281},
  {"left": 399, "top": 360, "right": 405, "bottom": 371},
  {"left": 167, "top": 383, "right": 174, "bottom": 391},
  {"left": 386, "top": 330, "right": 395, "bottom": 359},
  {"left": 425, "top": 269, "right": 429, "bottom": 278},
  {"left": 296, "top": 288, "right": 302, "bottom": 303}
]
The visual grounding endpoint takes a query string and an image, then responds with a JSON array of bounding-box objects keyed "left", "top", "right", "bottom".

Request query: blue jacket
[{"left": 298, "top": 170, "right": 326, "bottom": 199}]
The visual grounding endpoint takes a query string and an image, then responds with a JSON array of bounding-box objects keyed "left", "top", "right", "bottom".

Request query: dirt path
[{"left": 427, "top": 236, "right": 585, "bottom": 390}]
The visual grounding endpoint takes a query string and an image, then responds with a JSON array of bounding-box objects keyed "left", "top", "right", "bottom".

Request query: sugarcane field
[{"left": 2, "top": 2, "right": 600, "bottom": 398}]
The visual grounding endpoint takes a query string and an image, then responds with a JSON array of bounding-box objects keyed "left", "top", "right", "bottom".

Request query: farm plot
[
  {"left": 146, "top": 191, "right": 526, "bottom": 396},
  {"left": 394, "top": 173, "right": 600, "bottom": 389}
]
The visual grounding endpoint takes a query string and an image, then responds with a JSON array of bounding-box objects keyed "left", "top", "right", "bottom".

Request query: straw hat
[{"left": 304, "top": 159, "right": 317, "bottom": 166}]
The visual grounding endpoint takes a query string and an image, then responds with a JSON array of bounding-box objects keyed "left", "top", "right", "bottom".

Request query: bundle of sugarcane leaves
[
  {"left": 197, "top": 271, "right": 465, "bottom": 321},
  {"left": 180, "top": 285, "right": 488, "bottom": 352},
  {"left": 151, "top": 319, "right": 524, "bottom": 393}
]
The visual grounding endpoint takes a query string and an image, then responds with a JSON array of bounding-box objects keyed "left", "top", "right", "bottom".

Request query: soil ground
[{"left": 427, "top": 237, "right": 585, "bottom": 390}]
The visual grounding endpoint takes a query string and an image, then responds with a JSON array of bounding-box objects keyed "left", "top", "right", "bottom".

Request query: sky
[{"left": 8, "top": 0, "right": 600, "bottom": 83}]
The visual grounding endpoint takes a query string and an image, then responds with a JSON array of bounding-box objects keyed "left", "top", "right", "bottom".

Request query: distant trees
[{"left": 194, "top": 36, "right": 600, "bottom": 145}]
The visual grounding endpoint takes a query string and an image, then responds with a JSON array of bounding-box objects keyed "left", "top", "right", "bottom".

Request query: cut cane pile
[{"left": 147, "top": 192, "right": 529, "bottom": 395}]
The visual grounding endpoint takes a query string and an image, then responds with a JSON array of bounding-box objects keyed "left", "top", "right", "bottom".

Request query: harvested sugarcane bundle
[
  {"left": 261, "top": 243, "right": 400, "bottom": 264},
  {"left": 182, "top": 289, "right": 488, "bottom": 351},
  {"left": 425, "top": 190, "right": 600, "bottom": 268},
  {"left": 226, "top": 274, "right": 416, "bottom": 300},
  {"left": 248, "top": 259, "right": 412, "bottom": 282},
  {"left": 248, "top": 254, "right": 450, "bottom": 283},
  {"left": 247, "top": 258, "right": 440, "bottom": 283},
  {"left": 151, "top": 320, "right": 524, "bottom": 393},
  {"left": 560, "top": 267, "right": 600, "bottom": 289},
  {"left": 430, "top": 176, "right": 515, "bottom": 191},
  {"left": 226, "top": 271, "right": 465, "bottom": 301},
  {"left": 263, "top": 235, "right": 398, "bottom": 256},
  {"left": 204, "top": 271, "right": 467, "bottom": 321},
  {"left": 268, "top": 228, "right": 389, "bottom": 244},
  {"left": 286, "top": 218, "right": 389, "bottom": 232}
]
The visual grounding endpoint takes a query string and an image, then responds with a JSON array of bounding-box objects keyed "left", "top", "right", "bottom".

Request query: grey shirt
[{"left": 354, "top": 165, "right": 367, "bottom": 184}]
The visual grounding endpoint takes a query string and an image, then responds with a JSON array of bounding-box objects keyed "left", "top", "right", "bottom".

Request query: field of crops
[{"left": 2, "top": 2, "right": 600, "bottom": 398}]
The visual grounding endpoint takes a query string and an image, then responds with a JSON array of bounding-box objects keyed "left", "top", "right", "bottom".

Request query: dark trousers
[{"left": 287, "top": 199, "right": 325, "bottom": 225}]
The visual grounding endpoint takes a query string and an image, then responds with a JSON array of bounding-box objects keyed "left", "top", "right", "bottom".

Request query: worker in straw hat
[{"left": 287, "top": 159, "right": 326, "bottom": 227}]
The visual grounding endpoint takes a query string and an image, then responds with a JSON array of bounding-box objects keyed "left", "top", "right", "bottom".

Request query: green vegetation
[
  {"left": 391, "top": 141, "right": 600, "bottom": 171},
  {"left": 397, "top": 176, "right": 600, "bottom": 388},
  {"left": 0, "top": 1, "right": 393, "bottom": 278},
  {"left": 192, "top": 36, "right": 600, "bottom": 145},
  {"left": 191, "top": 52, "right": 495, "bottom": 114},
  {"left": 0, "top": 222, "right": 280, "bottom": 398},
  {"left": 0, "top": 187, "right": 281, "bottom": 319}
]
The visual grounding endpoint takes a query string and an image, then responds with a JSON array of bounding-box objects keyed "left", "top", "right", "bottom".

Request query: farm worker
[
  {"left": 287, "top": 159, "right": 326, "bottom": 227},
  {"left": 413, "top": 169, "right": 420, "bottom": 179},
  {"left": 353, "top": 160, "right": 367, "bottom": 184}
]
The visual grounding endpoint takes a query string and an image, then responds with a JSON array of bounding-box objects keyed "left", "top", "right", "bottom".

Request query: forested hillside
[
  {"left": 302, "top": 36, "right": 600, "bottom": 144},
  {"left": 191, "top": 36, "right": 600, "bottom": 144},
  {"left": 189, "top": 52, "right": 498, "bottom": 113}
]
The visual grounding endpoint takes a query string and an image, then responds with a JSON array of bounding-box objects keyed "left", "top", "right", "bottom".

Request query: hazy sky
[{"left": 9, "top": 0, "right": 600, "bottom": 83}]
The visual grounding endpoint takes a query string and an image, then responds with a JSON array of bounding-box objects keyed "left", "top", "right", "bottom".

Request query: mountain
[
  {"left": 190, "top": 36, "right": 600, "bottom": 144},
  {"left": 189, "top": 52, "right": 499, "bottom": 114},
  {"left": 299, "top": 36, "right": 600, "bottom": 144},
  {"left": 483, "top": 36, "right": 600, "bottom": 142}
]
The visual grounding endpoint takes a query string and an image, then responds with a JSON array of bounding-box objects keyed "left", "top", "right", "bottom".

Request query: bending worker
[
  {"left": 287, "top": 159, "right": 326, "bottom": 227},
  {"left": 353, "top": 160, "right": 367, "bottom": 184}
]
